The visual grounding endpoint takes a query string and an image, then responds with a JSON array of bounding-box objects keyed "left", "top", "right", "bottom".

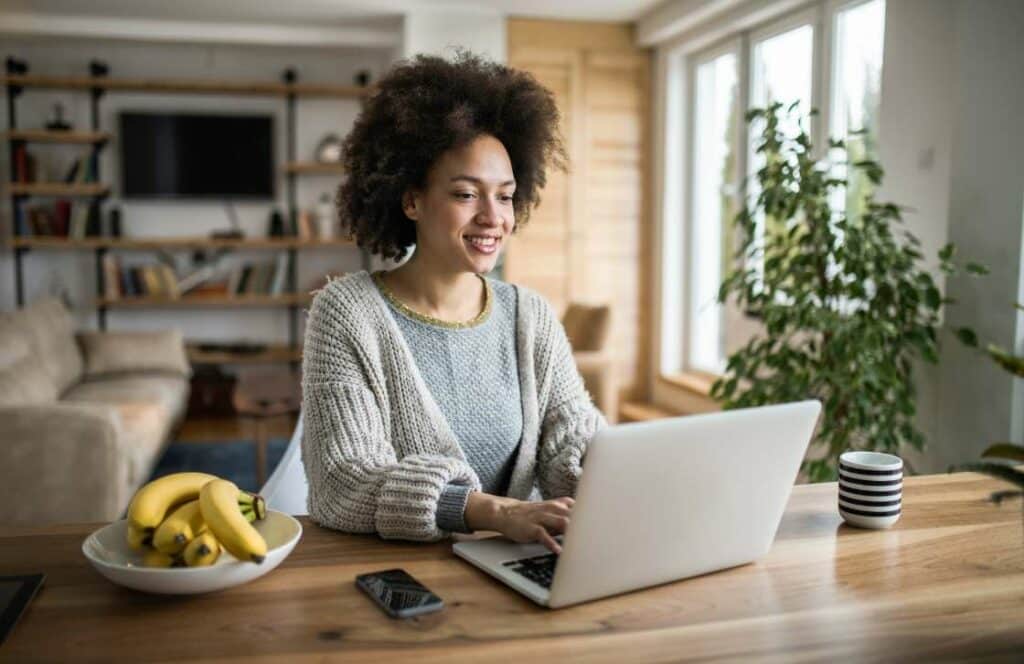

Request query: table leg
[{"left": 255, "top": 418, "right": 268, "bottom": 489}]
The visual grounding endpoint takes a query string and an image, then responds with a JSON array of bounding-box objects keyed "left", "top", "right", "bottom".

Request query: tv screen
[{"left": 120, "top": 112, "right": 274, "bottom": 199}]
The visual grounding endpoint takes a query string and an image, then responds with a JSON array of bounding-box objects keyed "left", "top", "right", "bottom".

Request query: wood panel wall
[{"left": 505, "top": 19, "right": 652, "bottom": 401}]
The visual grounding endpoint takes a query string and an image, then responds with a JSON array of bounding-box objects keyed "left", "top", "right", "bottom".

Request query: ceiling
[{"left": 0, "top": 0, "right": 667, "bottom": 24}]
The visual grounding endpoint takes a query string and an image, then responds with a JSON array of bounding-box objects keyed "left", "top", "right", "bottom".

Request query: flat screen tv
[{"left": 119, "top": 112, "right": 274, "bottom": 199}]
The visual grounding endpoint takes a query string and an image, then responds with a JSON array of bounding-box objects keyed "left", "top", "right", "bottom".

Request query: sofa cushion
[
  {"left": 0, "top": 353, "right": 59, "bottom": 407},
  {"left": 62, "top": 374, "right": 189, "bottom": 427},
  {"left": 0, "top": 319, "right": 31, "bottom": 370},
  {"left": 62, "top": 374, "right": 190, "bottom": 487},
  {"left": 3, "top": 297, "right": 83, "bottom": 394},
  {"left": 78, "top": 330, "right": 191, "bottom": 380}
]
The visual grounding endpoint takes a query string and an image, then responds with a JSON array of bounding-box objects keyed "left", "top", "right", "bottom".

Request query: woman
[{"left": 301, "top": 51, "right": 606, "bottom": 554}]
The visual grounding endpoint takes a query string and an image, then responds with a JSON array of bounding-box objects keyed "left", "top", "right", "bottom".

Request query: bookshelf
[
  {"left": 9, "top": 182, "right": 110, "bottom": 197},
  {"left": 3, "top": 129, "right": 111, "bottom": 144},
  {"left": 187, "top": 342, "right": 302, "bottom": 366},
  {"left": 97, "top": 293, "right": 313, "bottom": 308},
  {"left": 8, "top": 236, "right": 353, "bottom": 250},
  {"left": 5, "top": 60, "right": 368, "bottom": 366},
  {"left": 1, "top": 74, "right": 371, "bottom": 99},
  {"left": 283, "top": 161, "right": 346, "bottom": 175}
]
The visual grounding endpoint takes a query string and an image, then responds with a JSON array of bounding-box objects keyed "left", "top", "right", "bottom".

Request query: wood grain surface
[{"left": 2, "top": 472, "right": 1022, "bottom": 662}]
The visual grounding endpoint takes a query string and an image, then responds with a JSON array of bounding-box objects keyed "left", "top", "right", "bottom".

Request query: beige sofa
[{"left": 0, "top": 298, "right": 191, "bottom": 527}]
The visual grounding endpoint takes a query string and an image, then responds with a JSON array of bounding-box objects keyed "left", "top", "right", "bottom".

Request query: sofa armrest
[
  {"left": 572, "top": 351, "right": 618, "bottom": 424},
  {"left": 77, "top": 329, "right": 191, "bottom": 380},
  {"left": 0, "top": 403, "right": 130, "bottom": 527}
]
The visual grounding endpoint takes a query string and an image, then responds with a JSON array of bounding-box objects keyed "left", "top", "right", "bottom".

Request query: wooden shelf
[
  {"left": 98, "top": 293, "right": 312, "bottom": 308},
  {"left": 9, "top": 236, "right": 353, "bottom": 250},
  {"left": 284, "top": 161, "right": 346, "bottom": 175},
  {"left": 2, "top": 74, "right": 372, "bottom": 99},
  {"left": 4, "top": 129, "right": 112, "bottom": 144},
  {"left": 188, "top": 343, "right": 302, "bottom": 365},
  {"left": 7, "top": 182, "right": 109, "bottom": 197}
]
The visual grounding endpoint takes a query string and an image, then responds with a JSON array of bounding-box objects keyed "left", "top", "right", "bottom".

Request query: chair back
[
  {"left": 561, "top": 303, "right": 611, "bottom": 352},
  {"left": 261, "top": 413, "right": 309, "bottom": 516}
]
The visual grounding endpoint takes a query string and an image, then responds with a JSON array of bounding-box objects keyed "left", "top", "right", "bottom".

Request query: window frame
[
  {"left": 683, "top": 37, "right": 743, "bottom": 376},
  {"left": 660, "top": 0, "right": 886, "bottom": 389}
]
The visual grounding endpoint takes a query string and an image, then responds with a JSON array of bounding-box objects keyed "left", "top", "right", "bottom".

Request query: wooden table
[{"left": 2, "top": 472, "right": 1022, "bottom": 662}]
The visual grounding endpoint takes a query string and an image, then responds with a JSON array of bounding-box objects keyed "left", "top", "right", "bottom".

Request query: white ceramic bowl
[{"left": 82, "top": 510, "right": 302, "bottom": 594}]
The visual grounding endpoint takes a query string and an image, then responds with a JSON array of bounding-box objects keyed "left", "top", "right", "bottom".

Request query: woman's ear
[{"left": 402, "top": 189, "right": 420, "bottom": 221}]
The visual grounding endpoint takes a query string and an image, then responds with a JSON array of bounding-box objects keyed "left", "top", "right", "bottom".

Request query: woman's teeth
[{"left": 465, "top": 236, "right": 499, "bottom": 254}]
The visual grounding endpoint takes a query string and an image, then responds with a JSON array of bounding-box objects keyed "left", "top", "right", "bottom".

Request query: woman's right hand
[{"left": 464, "top": 492, "right": 574, "bottom": 554}]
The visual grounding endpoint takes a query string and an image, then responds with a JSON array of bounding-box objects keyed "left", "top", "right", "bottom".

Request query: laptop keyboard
[{"left": 503, "top": 553, "right": 559, "bottom": 589}]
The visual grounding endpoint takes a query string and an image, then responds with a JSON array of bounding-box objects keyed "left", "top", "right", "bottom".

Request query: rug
[{"left": 147, "top": 438, "right": 289, "bottom": 494}]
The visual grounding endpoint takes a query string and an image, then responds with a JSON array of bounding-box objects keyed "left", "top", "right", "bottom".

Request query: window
[
  {"left": 665, "top": 0, "right": 886, "bottom": 380},
  {"left": 830, "top": 0, "right": 886, "bottom": 222},
  {"left": 687, "top": 48, "right": 739, "bottom": 373}
]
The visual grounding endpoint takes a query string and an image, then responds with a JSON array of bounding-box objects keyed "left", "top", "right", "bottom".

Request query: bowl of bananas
[{"left": 82, "top": 472, "right": 302, "bottom": 594}]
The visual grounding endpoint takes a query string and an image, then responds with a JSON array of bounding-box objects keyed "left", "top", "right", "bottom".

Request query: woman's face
[{"left": 402, "top": 133, "right": 516, "bottom": 275}]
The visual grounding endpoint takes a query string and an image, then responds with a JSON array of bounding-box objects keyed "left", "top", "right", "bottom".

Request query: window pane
[
  {"left": 689, "top": 52, "right": 738, "bottom": 373},
  {"left": 747, "top": 23, "right": 815, "bottom": 287},
  {"left": 830, "top": 0, "right": 886, "bottom": 221}
]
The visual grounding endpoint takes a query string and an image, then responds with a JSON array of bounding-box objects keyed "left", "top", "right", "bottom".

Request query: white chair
[{"left": 260, "top": 412, "right": 309, "bottom": 516}]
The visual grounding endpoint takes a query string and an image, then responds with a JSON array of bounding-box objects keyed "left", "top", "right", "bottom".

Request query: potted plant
[{"left": 711, "top": 102, "right": 986, "bottom": 481}]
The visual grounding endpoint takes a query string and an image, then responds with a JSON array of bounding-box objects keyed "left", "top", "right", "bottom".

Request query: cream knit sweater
[{"left": 301, "top": 270, "right": 607, "bottom": 542}]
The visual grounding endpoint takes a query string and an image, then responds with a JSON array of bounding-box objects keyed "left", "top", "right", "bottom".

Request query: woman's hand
[{"left": 464, "top": 492, "right": 574, "bottom": 554}]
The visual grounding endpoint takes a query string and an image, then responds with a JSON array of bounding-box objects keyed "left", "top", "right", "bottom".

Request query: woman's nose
[{"left": 476, "top": 196, "right": 504, "bottom": 226}]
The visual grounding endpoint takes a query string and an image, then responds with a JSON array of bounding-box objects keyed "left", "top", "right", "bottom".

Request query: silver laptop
[{"left": 453, "top": 400, "right": 821, "bottom": 608}]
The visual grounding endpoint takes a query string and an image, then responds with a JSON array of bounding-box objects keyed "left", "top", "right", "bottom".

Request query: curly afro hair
[{"left": 336, "top": 49, "right": 567, "bottom": 261}]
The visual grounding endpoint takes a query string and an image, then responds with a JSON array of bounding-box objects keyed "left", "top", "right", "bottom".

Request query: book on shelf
[
  {"left": 101, "top": 257, "right": 184, "bottom": 300},
  {"left": 13, "top": 144, "right": 37, "bottom": 183},
  {"left": 101, "top": 254, "right": 122, "bottom": 300},
  {"left": 12, "top": 200, "right": 98, "bottom": 238},
  {"left": 226, "top": 257, "right": 290, "bottom": 297},
  {"left": 63, "top": 154, "right": 98, "bottom": 184}
]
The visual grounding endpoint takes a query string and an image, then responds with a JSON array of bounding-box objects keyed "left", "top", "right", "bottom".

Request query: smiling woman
[{"left": 301, "top": 50, "right": 607, "bottom": 553}]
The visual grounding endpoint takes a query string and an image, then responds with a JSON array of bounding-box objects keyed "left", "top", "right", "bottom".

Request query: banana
[
  {"left": 126, "top": 522, "right": 153, "bottom": 551},
  {"left": 127, "top": 472, "right": 218, "bottom": 531},
  {"left": 153, "top": 500, "right": 207, "bottom": 555},
  {"left": 238, "top": 491, "right": 267, "bottom": 521},
  {"left": 183, "top": 532, "right": 221, "bottom": 567},
  {"left": 142, "top": 549, "right": 184, "bottom": 568},
  {"left": 199, "top": 479, "right": 267, "bottom": 564},
  {"left": 152, "top": 496, "right": 261, "bottom": 555}
]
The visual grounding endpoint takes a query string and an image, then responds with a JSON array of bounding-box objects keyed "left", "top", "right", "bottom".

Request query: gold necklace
[{"left": 373, "top": 270, "right": 492, "bottom": 329}]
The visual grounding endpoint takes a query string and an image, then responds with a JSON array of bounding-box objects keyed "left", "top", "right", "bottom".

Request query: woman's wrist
[{"left": 464, "top": 491, "right": 515, "bottom": 532}]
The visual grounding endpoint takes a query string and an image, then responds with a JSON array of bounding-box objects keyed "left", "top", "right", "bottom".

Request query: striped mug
[{"left": 838, "top": 451, "right": 903, "bottom": 529}]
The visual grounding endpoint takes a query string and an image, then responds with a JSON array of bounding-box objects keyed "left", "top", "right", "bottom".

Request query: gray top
[
  {"left": 377, "top": 276, "right": 523, "bottom": 532},
  {"left": 300, "top": 270, "right": 605, "bottom": 542}
]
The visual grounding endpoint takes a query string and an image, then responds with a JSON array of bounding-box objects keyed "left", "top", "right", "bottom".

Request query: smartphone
[{"left": 355, "top": 569, "right": 444, "bottom": 619}]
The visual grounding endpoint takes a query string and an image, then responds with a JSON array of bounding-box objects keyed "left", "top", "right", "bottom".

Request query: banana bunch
[{"left": 125, "top": 472, "right": 267, "bottom": 568}]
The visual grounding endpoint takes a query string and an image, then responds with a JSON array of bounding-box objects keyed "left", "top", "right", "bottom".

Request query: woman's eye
[{"left": 454, "top": 192, "right": 475, "bottom": 200}]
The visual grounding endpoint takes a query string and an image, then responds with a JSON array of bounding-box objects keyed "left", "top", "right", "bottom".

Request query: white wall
[
  {"left": 0, "top": 37, "right": 391, "bottom": 346},
  {"left": 931, "top": 0, "right": 1024, "bottom": 470},
  {"left": 402, "top": 8, "right": 506, "bottom": 62}
]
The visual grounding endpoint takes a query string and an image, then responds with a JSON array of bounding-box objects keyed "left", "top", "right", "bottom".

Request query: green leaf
[
  {"left": 955, "top": 327, "right": 979, "bottom": 348},
  {"left": 981, "top": 443, "right": 1024, "bottom": 463},
  {"left": 987, "top": 344, "right": 1024, "bottom": 377},
  {"left": 965, "top": 262, "right": 989, "bottom": 276},
  {"left": 954, "top": 462, "right": 1024, "bottom": 489},
  {"left": 938, "top": 243, "right": 955, "bottom": 262}
]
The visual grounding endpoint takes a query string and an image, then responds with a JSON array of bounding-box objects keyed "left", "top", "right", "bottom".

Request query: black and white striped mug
[{"left": 838, "top": 451, "right": 903, "bottom": 529}]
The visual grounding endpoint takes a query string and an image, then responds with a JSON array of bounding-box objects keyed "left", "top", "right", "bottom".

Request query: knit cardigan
[{"left": 300, "top": 270, "right": 607, "bottom": 542}]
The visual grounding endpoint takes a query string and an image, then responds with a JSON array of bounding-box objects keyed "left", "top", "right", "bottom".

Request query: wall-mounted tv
[{"left": 119, "top": 112, "right": 274, "bottom": 200}]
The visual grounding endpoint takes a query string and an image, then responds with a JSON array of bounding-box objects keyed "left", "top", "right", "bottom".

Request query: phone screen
[{"left": 355, "top": 569, "right": 443, "bottom": 618}]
